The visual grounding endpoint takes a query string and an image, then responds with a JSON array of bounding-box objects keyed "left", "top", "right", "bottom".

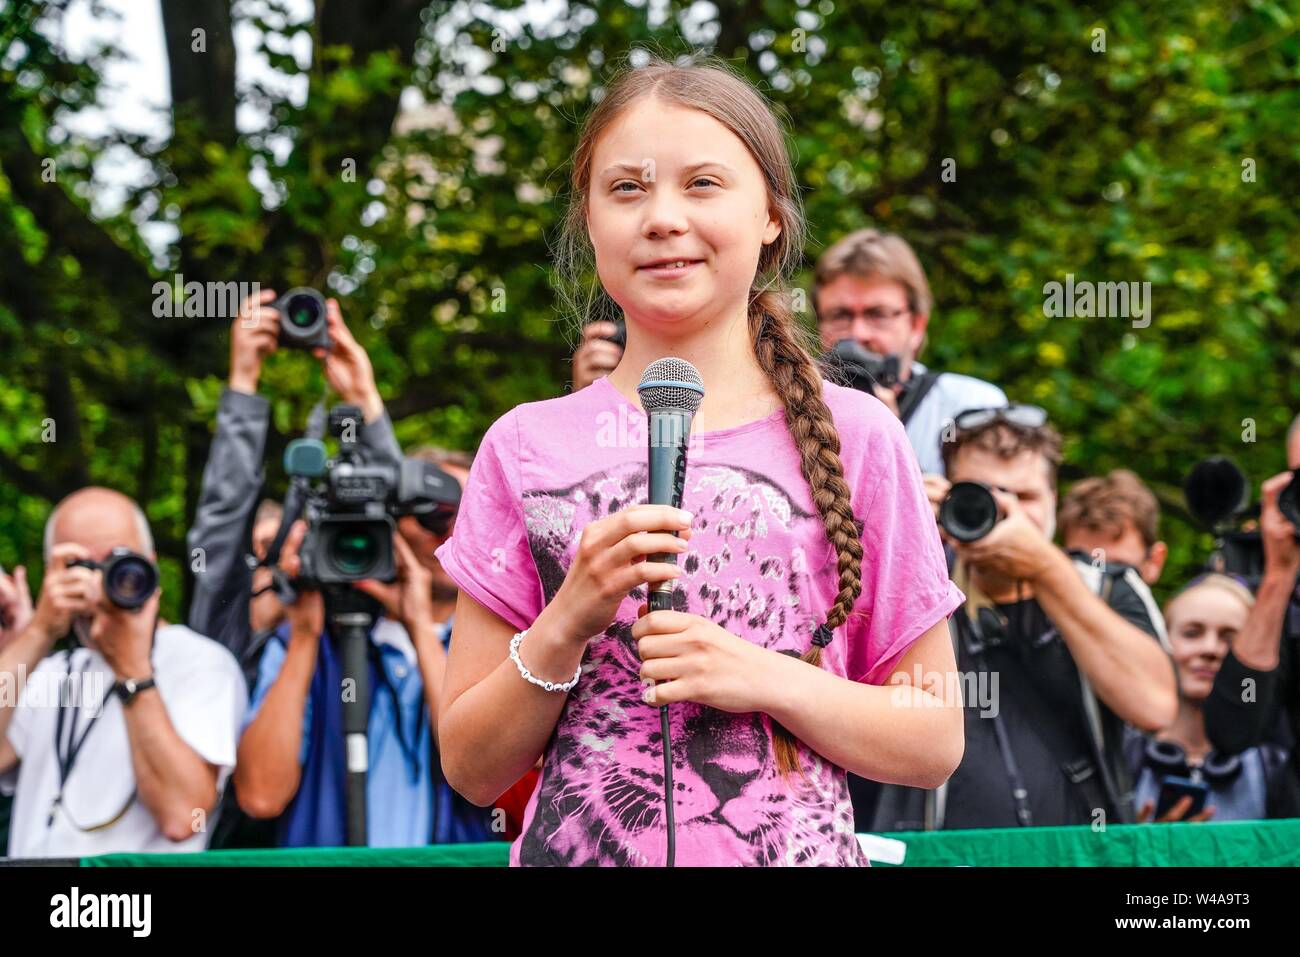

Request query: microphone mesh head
[{"left": 637, "top": 357, "right": 705, "bottom": 415}]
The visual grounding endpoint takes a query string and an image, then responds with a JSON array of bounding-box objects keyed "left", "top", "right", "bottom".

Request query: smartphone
[{"left": 1155, "top": 775, "right": 1210, "bottom": 819}]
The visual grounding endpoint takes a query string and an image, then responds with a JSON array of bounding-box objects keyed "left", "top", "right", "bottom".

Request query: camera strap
[
  {"left": 954, "top": 610, "right": 1035, "bottom": 827},
  {"left": 897, "top": 370, "right": 941, "bottom": 425},
  {"left": 49, "top": 650, "right": 137, "bottom": 831}
]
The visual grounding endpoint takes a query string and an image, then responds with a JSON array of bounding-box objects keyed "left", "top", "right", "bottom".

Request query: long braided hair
[{"left": 556, "top": 54, "right": 864, "bottom": 775}]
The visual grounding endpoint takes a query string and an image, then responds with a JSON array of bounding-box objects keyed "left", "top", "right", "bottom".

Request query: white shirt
[
  {"left": 0, "top": 624, "right": 247, "bottom": 859},
  {"left": 903, "top": 361, "right": 1008, "bottom": 476}
]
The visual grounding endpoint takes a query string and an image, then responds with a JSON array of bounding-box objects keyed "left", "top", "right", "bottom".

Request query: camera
[
  {"left": 288, "top": 406, "right": 460, "bottom": 587},
  {"left": 601, "top": 318, "right": 627, "bottom": 349},
  {"left": 823, "top": 339, "right": 902, "bottom": 391},
  {"left": 275, "top": 287, "right": 332, "bottom": 350},
  {"left": 939, "top": 481, "right": 1003, "bottom": 543},
  {"left": 1181, "top": 456, "right": 1300, "bottom": 584},
  {"left": 68, "top": 548, "right": 159, "bottom": 610},
  {"left": 1279, "top": 471, "right": 1300, "bottom": 529}
]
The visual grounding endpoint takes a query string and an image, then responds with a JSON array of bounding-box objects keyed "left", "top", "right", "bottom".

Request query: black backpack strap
[{"left": 897, "top": 370, "right": 941, "bottom": 425}]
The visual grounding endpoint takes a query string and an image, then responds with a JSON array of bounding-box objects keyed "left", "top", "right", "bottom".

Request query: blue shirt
[{"left": 244, "top": 616, "right": 493, "bottom": 847}]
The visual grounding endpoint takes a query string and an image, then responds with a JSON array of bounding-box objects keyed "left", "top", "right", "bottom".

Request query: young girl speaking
[{"left": 435, "top": 56, "right": 965, "bottom": 866}]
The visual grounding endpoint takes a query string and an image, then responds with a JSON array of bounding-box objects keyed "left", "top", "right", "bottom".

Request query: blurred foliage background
[{"left": 0, "top": 0, "right": 1298, "bottom": 619}]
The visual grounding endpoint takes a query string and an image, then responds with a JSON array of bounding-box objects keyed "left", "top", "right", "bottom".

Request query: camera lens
[
  {"left": 104, "top": 554, "right": 158, "bottom": 609},
  {"left": 329, "top": 527, "right": 380, "bottom": 576},
  {"left": 939, "top": 482, "right": 1000, "bottom": 542},
  {"left": 285, "top": 292, "right": 322, "bottom": 329}
]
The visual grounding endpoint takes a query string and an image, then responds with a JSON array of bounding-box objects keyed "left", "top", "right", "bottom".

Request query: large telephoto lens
[{"left": 939, "top": 481, "right": 1001, "bottom": 543}]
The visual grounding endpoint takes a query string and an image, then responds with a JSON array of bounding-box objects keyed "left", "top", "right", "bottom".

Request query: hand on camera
[
  {"left": 953, "top": 488, "right": 1057, "bottom": 582},
  {"left": 29, "top": 543, "right": 100, "bottom": 645},
  {"left": 571, "top": 321, "right": 623, "bottom": 391},
  {"left": 1259, "top": 472, "right": 1300, "bottom": 577},
  {"left": 230, "top": 289, "right": 281, "bottom": 395},
  {"left": 278, "top": 521, "right": 324, "bottom": 641},
  {"left": 314, "top": 299, "right": 383, "bottom": 423},
  {"left": 91, "top": 587, "right": 159, "bottom": 681},
  {"left": 923, "top": 474, "right": 950, "bottom": 523},
  {"left": 871, "top": 383, "right": 901, "bottom": 418},
  {"left": 354, "top": 533, "right": 434, "bottom": 633}
]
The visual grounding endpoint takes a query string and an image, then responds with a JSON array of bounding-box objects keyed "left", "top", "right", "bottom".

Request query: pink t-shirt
[{"left": 435, "top": 375, "right": 964, "bottom": 866}]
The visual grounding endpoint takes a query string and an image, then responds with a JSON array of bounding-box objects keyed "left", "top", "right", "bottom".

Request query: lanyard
[{"left": 49, "top": 651, "right": 112, "bottom": 827}]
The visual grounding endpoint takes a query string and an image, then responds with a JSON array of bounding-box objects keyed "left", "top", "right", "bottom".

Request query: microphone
[
  {"left": 638, "top": 358, "right": 704, "bottom": 608},
  {"left": 637, "top": 357, "right": 705, "bottom": 867}
]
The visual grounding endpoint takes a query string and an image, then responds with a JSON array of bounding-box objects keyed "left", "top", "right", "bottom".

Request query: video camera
[
  {"left": 278, "top": 405, "right": 461, "bottom": 587},
  {"left": 1184, "top": 456, "right": 1300, "bottom": 584}
]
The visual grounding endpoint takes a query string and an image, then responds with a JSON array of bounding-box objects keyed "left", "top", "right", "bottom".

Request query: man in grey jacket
[{"left": 186, "top": 288, "right": 403, "bottom": 680}]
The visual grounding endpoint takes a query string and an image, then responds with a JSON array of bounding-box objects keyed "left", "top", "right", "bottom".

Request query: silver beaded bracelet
[{"left": 509, "top": 630, "right": 581, "bottom": 693}]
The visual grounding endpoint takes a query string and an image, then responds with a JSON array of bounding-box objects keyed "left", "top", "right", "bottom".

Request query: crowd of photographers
[{"left": 0, "top": 228, "right": 1296, "bottom": 858}]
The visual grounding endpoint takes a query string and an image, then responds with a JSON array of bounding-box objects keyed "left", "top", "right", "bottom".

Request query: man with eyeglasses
[
  {"left": 810, "top": 229, "right": 1006, "bottom": 476},
  {"left": 871, "top": 405, "right": 1177, "bottom": 832},
  {"left": 0, "top": 487, "right": 246, "bottom": 858},
  {"left": 1205, "top": 413, "right": 1300, "bottom": 818}
]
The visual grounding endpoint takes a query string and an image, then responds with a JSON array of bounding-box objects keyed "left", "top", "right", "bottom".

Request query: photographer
[
  {"left": 0, "top": 488, "right": 246, "bottom": 857},
  {"left": 1058, "top": 469, "right": 1168, "bottom": 587},
  {"left": 872, "top": 407, "right": 1176, "bottom": 831},
  {"left": 1126, "top": 574, "right": 1287, "bottom": 823},
  {"left": 187, "top": 288, "right": 403, "bottom": 678},
  {"left": 812, "top": 230, "right": 1005, "bottom": 478},
  {"left": 1205, "top": 431, "right": 1300, "bottom": 817},
  {"left": 233, "top": 511, "right": 496, "bottom": 846}
]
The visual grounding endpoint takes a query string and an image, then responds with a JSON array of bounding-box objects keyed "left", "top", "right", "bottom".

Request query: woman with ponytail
[{"left": 435, "top": 55, "right": 965, "bottom": 865}]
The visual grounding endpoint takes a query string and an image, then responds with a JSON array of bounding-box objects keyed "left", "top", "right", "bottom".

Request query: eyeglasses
[
  {"left": 953, "top": 404, "right": 1049, "bottom": 433},
  {"left": 822, "top": 306, "right": 912, "bottom": 328}
]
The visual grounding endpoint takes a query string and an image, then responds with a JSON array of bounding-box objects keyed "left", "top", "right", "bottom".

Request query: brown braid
[{"left": 751, "top": 291, "right": 865, "bottom": 775}]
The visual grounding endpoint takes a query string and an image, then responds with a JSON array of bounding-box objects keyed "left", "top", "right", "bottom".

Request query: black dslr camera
[
  {"left": 68, "top": 548, "right": 159, "bottom": 610},
  {"left": 939, "top": 481, "right": 1003, "bottom": 543},
  {"left": 822, "top": 339, "right": 902, "bottom": 391},
  {"left": 274, "top": 287, "right": 332, "bottom": 351},
  {"left": 1183, "top": 456, "right": 1300, "bottom": 584},
  {"left": 287, "top": 406, "right": 460, "bottom": 586}
]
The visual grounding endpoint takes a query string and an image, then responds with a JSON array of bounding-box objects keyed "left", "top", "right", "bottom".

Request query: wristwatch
[{"left": 113, "top": 675, "right": 157, "bottom": 706}]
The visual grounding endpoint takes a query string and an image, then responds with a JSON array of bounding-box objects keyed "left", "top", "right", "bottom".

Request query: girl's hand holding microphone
[
  {"left": 633, "top": 608, "right": 771, "bottom": 712},
  {"left": 540, "top": 504, "right": 694, "bottom": 647}
]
